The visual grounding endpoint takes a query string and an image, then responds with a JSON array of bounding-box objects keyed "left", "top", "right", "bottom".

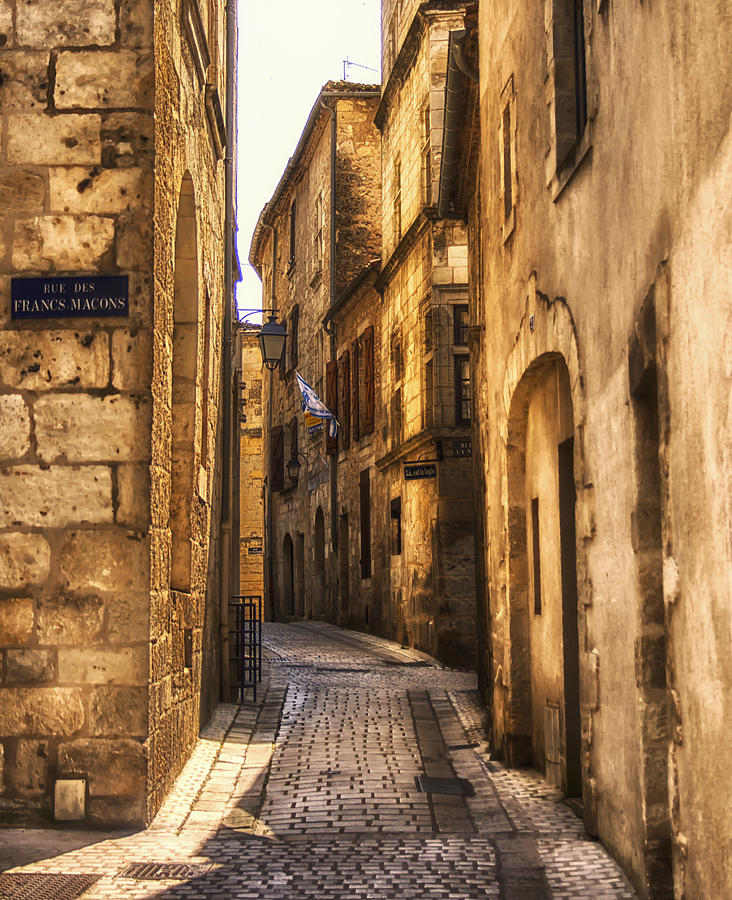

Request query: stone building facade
[
  {"left": 249, "top": 82, "right": 383, "bottom": 627},
  {"left": 0, "top": 0, "right": 239, "bottom": 827},
  {"left": 238, "top": 324, "right": 264, "bottom": 601},
  {"left": 375, "top": 0, "right": 478, "bottom": 666},
  {"left": 471, "top": 1, "right": 732, "bottom": 897}
]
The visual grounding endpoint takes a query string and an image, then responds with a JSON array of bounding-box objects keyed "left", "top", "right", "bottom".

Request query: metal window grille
[{"left": 228, "top": 595, "right": 262, "bottom": 702}]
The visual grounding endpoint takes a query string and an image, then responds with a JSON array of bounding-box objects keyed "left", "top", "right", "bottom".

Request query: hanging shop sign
[
  {"left": 11, "top": 275, "right": 129, "bottom": 319},
  {"left": 404, "top": 462, "right": 437, "bottom": 481},
  {"left": 304, "top": 411, "right": 323, "bottom": 436}
]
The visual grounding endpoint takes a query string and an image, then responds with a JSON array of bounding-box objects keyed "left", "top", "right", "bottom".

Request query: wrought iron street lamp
[
  {"left": 286, "top": 452, "right": 308, "bottom": 484},
  {"left": 258, "top": 313, "right": 287, "bottom": 370}
]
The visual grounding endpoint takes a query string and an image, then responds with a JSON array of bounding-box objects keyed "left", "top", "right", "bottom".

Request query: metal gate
[{"left": 228, "top": 595, "right": 262, "bottom": 701}]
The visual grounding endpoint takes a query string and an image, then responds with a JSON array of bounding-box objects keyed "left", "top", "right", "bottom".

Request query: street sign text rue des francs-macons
[{"left": 11, "top": 275, "right": 129, "bottom": 319}]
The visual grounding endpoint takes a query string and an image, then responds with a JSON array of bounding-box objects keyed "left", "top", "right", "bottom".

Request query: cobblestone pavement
[{"left": 0, "top": 622, "right": 637, "bottom": 899}]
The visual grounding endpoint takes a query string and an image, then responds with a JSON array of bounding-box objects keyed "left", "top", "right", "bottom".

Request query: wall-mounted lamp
[
  {"left": 286, "top": 452, "right": 308, "bottom": 483},
  {"left": 258, "top": 313, "right": 287, "bottom": 370}
]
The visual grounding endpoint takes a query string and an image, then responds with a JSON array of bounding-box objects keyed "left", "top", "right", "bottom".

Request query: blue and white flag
[{"left": 295, "top": 371, "right": 339, "bottom": 438}]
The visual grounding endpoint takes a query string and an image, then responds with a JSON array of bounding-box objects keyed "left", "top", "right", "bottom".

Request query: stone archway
[{"left": 498, "top": 274, "right": 591, "bottom": 807}]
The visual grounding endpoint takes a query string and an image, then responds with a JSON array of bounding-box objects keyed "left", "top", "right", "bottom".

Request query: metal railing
[{"left": 228, "top": 595, "right": 263, "bottom": 702}]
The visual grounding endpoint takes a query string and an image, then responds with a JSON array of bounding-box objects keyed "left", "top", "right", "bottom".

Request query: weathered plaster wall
[{"left": 477, "top": 0, "right": 731, "bottom": 895}]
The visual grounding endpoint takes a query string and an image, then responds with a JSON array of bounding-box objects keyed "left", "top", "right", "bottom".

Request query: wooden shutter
[
  {"left": 363, "top": 325, "right": 375, "bottom": 434},
  {"left": 326, "top": 360, "right": 338, "bottom": 455},
  {"left": 351, "top": 338, "right": 360, "bottom": 442},
  {"left": 339, "top": 352, "right": 351, "bottom": 450},
  {"left": 359, "top": 468, "right": 371, "bottom": 579},
  {"left": 271, "top": 426, "right": 284, "bottom": 491}
]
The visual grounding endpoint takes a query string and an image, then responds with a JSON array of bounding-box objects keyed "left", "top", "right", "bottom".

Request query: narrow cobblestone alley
[{"left": 0, "top": 624, "right": 636, "bottom": 899}]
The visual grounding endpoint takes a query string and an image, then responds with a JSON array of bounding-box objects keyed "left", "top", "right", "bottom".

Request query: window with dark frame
[
  {"left": 531, "top": 497, "right": 542, "bottom": 614},
  {"left": 362, "top": 325, "right": 375, "bottom": 435},
  {"left": 550, "top": 0, "right": 588, "bottom": 170},
  {"left": 271, "top": 425, "right": 284, "bottom": 491},
  {"left": 314, "top": 192, "right": 324, "bottom": 274},
  {"left": 339, "top": 351, "right": 351, "bottom": 450},
  {"left": 421, "top": 101, "right": 432, "bottom": 206},
  {"left": 502, "top": 103, "right": 513, "bottom": 221},
  {"left": 453, "top": 305, "right": 469, "bottom": 346},
  {"left": 351, "top": 337, "right": 360, "bottom": 442},
  {"left": 326, "top": 360, "right": 338, "bottom": 455},
  {"left": 288, "top": 198, "right": 296, "bottom": 267},
  {"left": 390, "top": 496, "right": 402, "bottom": 555},
  {"left": 289, "top": 304, "right": 299, "bottom": 369},
  {"left": 454, "top": 354, "right": 471, "bottom": 426},
  {"left": 359, "top": 468, "right": 371, "bottom": 579},
  {"left": 392, "top": 156, "right": 402, "bottom": 244},
  {"left": 288, "top": 416, "right": 298, "bottom": 478}
]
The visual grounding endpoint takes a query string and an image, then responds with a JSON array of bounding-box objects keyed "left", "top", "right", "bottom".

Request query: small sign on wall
[
  {"left": 453, "top": 440, "right": 472, "bottom": 458},
  {"left": 248, "top": 546, "right": 263, "bottom": 555},
  {"left": 11, "top": 275, "right": 129, "bottom": 319},
  {"left": 404, "top": 463, "right": 437, "bottom": 481}
]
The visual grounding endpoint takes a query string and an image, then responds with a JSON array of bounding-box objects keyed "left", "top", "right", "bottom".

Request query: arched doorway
[
  {"left": 314, "top": 507, "right": 326, "bottom": 619},
  {"left": 506, "top": 354, "right": 581, "bottom": 798},
  {"left": 170, "top": 174, "right": 198, "bottom": 593},
  {"left": 282, "top": 533, "right": 294, "bottom": 618}
]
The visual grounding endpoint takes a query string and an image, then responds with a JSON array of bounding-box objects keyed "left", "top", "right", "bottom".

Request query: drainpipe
[{"left": 220, "top": 0, "right": 238, "bottom": 701}]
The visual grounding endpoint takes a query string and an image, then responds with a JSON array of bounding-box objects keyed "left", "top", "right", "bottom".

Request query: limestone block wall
[
  {"left": 238, "top": 327, "right": 263, "bottom": 601},
  {"left": 147, "top": 0, "right": 228, "bottom": 820},
  {"left": 334, "top": 97, "right": 382, "bottom": 297},
  {"left": 0, "top": 0, "right": 154, "bottom": 825}
]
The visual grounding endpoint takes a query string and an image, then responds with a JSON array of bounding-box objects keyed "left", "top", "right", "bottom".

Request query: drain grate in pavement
[
  {"left": 447, "top": 742, "right": 479, "bottom": 750},
  {"left": 0, "top": 873, "right": 100, "bottom": 900},
  {"left": 314, "top": 666, "right": 370, "bottom": 673},
  {"left": 415, "top": 775, "right": 475, "bottom": 797},
  {"left": 120, "top": 862, "right": 211, "bottom": 880}
]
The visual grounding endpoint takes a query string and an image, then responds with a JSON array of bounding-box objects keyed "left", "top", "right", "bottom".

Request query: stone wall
[
  {"left": 0, "top": 0, "right": 154, "bottom": 826},
  {"left": 238, "top": 326, "right": 264, "bottom": 602},
  {"left": 476, "top": 0, "right": 732, "bottom": 895},
  {"left": 376, "top": 3, "right": 478, "bottom": 668},
  {"left": 147, "top": 0, "right": 228, "bottom": 821},
  {"left": 0, "top": 0, "right": 231, "bottom": 827}
]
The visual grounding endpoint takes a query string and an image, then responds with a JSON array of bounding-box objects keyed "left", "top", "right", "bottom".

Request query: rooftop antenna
[{"left": 342, "top": 57, "right": 379, "bottom": 81}]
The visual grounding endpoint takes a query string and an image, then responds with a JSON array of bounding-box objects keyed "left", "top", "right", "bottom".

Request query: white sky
[{"left": 236, "top": 0, "right": 382, "bottom": 321}]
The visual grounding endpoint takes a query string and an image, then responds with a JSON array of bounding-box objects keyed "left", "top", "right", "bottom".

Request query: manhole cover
[
  {"left": 0, "top": 873, "right": 100, "bottom": 900},
  {"left": 120, "top": 862, "right": 211, "bottom": 880},
  {"left": 415, "top": 775, "right": 475, "bottom": 797}
]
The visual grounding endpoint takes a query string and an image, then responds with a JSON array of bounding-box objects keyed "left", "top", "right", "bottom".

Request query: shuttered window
[
  {"left": 362, "top": 325, "right": 375, "bottom": 435},
  {"left": 360, "top": 468, "right": 371, "bottom": 579},
  {"left": 271, "top": 426, "right": 284, "bottom": 491},
  {"left": 290, "top": 304, "right": 299, "bottom": 369},
  {"left": 351, "top": 338, "right": 360, "bottom": 442},
  {"left": 339, "top": 351, "right": 351, "bottom": 450},
  {"left": 326, "top": 360, "right": 338, "bottom": 455}
]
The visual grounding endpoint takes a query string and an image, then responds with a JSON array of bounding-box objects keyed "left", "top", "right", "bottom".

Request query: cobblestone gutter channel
[{"left": 0, "top": 623, "right": 636, "bottom": 898}]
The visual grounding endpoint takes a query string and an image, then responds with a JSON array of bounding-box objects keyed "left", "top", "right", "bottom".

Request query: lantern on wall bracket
[
  {"left": 258, "top": 313, "right": 287, "bottom": 370},
  {"left": 286, "top": 452, "right": 308, "bottom": 483}
]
